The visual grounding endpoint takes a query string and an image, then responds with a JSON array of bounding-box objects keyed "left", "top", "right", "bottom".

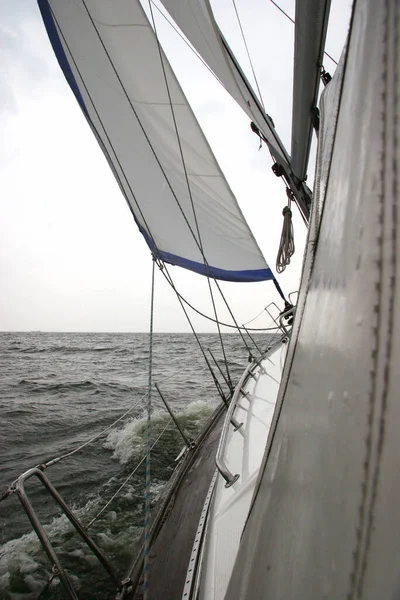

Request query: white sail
[
  {"left": 38, "top": 0, "right": 272, "bottom": 282},
  {"left": 159, "top": 0, "right": 290, "bottom": 170},
  {"left": 159, "top": 0, "right": 312, "bottom": 220}
]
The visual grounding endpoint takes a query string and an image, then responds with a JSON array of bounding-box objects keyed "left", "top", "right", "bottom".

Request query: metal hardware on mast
[
  {"left": 320, "top": 65, "right": 332, "bottom": 86},
  {"left": 250, "top": 121, "right": 311, "bottom": 223}
]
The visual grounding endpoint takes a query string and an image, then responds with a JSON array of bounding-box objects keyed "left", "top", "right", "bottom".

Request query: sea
[{"left": 0, "top": 331, "right": 275, "bottom": 600}]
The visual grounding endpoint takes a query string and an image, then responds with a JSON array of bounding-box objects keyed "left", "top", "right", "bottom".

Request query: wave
[
  {"left": 0, "top": 494, "right": 142, "bottom": 600},
  {"left": 17, "top": 345, "right": 120, "bottom": 355},
  {"left": 16, "top": 379, "right": 142, "bottom": 395},
  {"left": 0, "top": 402, "right": 216, "bottom": 599},
  {"left": 105, "top": 400, "right": 215, "bottom": 465}
]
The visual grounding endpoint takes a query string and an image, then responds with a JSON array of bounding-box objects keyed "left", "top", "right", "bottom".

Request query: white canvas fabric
[
  {"left": 38, "top": 0, "right": 272, "bottom": 282},
  {"left": 160, "top": 0, "right": 290, "bottom": 170}
]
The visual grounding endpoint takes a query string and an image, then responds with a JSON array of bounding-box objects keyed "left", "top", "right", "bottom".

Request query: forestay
[{"left": 38, "top": 0, "right": 273, "bottom": 282}]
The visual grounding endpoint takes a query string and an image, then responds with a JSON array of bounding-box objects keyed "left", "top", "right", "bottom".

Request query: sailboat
[{"left": 2, "top": 0, "right": 399, "bottom": 598}]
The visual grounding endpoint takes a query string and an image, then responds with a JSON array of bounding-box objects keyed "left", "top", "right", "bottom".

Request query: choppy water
[{"left": 0, "top": 332, "right": 274, "bottom": 600}]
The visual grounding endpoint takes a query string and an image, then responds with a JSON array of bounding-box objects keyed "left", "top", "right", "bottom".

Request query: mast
[{"left": 291, "top": 0, "right": 332, "bottom": 182}]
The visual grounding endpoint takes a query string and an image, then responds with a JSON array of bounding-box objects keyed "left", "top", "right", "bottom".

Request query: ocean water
[{"left": 0, "top": 331, "right": 273, "bottom": 600}]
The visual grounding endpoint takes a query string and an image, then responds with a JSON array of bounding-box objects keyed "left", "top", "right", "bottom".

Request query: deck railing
[{"left": 215, "top": 361, "right": 257, "bottom": 487}]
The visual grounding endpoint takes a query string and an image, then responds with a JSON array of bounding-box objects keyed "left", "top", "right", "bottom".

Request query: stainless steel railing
[
  {"left": 215, "top": 361, "right": 257, "bottom": 487},
  {"left": 13, "top": 467, "right": 124, "bottom": 600}
]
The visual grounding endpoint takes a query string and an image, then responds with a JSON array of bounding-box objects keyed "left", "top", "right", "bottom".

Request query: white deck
[{"left": 198, "top": 341, "right": 287, "bottom": 600}]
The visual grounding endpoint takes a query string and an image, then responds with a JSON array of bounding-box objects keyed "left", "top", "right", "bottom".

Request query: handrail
[
  {"left": 14, "top": 467, "right": 122, "bottom": 600},
  {"left": 215, "top": 361, "right": 256, "bottom": 487}
]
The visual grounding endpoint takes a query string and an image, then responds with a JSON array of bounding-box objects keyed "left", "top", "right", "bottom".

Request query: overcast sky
[{"left": 0, "top": 0, "right": 352, "bottom": 332}]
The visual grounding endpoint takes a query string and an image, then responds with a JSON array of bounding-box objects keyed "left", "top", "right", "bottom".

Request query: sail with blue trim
[{"left": 38, "top": 0, "right": 273, "bottom": 283}]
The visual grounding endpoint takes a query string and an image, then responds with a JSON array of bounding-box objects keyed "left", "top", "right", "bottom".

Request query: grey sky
[{"left": 0, "top": 0, "right": 351, "bottom": 332}]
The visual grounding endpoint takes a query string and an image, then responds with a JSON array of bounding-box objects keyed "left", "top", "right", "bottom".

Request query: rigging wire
[
  {"left": 147, "top": 1, "right": 253, "bottom": 365},
  {"left": 0, "top": 367, "right": 200, "bottom": 505},
  {"left": 143, "top": 259, "right": 156, "bottom": 600},
  {"left": 158, "top": 263, "right": 232, "bottom": 403},
  {"left": 269, "top": 0, "right": 338, "bottom": 66},
  {"left": 79, "top": 0, "right": 279, "bottom": 355},
  {"left": 242, "top": 305, "right": 273, "bottom": 327},
  {"left": 86, "top": 418, "right": 173, "bottom": 529},
  {"left": 50, "top": 3, "right": 276, "bottom": 398},
  {"left": 149, "top": 1, "right": 227, "bottom": 91},
  {"left": 231, "top": 0, "right": 266, "bottom": 109},
  {"left": 42, "top": 397, "right": 144, "bottom": 469},
  {"left": 157, "top": 263, "right": 280, "bottom": 332},
  {"left": 76, "top": 1, "right": 234, "bottom": 394},
  {"left": 148, "top": 0, "right": 233, "bottom": 390}
]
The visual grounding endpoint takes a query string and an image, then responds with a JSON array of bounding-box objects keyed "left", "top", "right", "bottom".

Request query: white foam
[{"left": 104, "top": 400, "right": 214, "bottom": 465}]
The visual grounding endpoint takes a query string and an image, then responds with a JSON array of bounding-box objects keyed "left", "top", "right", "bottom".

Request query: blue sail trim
[
  {"left": 38, "top": 0, "right": 88, "bottom": 117},
  {"left": 158, "top": 251, "right": 274, "bottom": 282},
  {"left": 37, "top": 0, "right": 274, "bottom": 285},
  {"left": 140, "top": 228, "right": 273, "bottom": 283}
]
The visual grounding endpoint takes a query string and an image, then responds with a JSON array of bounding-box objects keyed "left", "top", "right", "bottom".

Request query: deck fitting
[{"left": 225, "top": 473, "right": 240, "bottom": 488}]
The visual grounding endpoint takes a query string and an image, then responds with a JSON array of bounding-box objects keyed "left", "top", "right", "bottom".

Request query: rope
[
  {"left": 143, "top": 259, "right": 155, "bottom": 600},
  {"left": 231, "top": 0, "right": 266, "bottom": 109},
  {"left": 276, "top": 190, "right": 295, "bottom": 273},
  {"left": 86, "top": 418, "right": 172, "bottom": 529}
]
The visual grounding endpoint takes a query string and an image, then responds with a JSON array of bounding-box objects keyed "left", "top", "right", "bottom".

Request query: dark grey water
[{"left": 0, "top": 331, "right": 273, "bottom": 600}]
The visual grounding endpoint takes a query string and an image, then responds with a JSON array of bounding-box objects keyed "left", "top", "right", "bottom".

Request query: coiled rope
[{"left": 276, "top": 189, "right": 295, "bottom": 273}]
